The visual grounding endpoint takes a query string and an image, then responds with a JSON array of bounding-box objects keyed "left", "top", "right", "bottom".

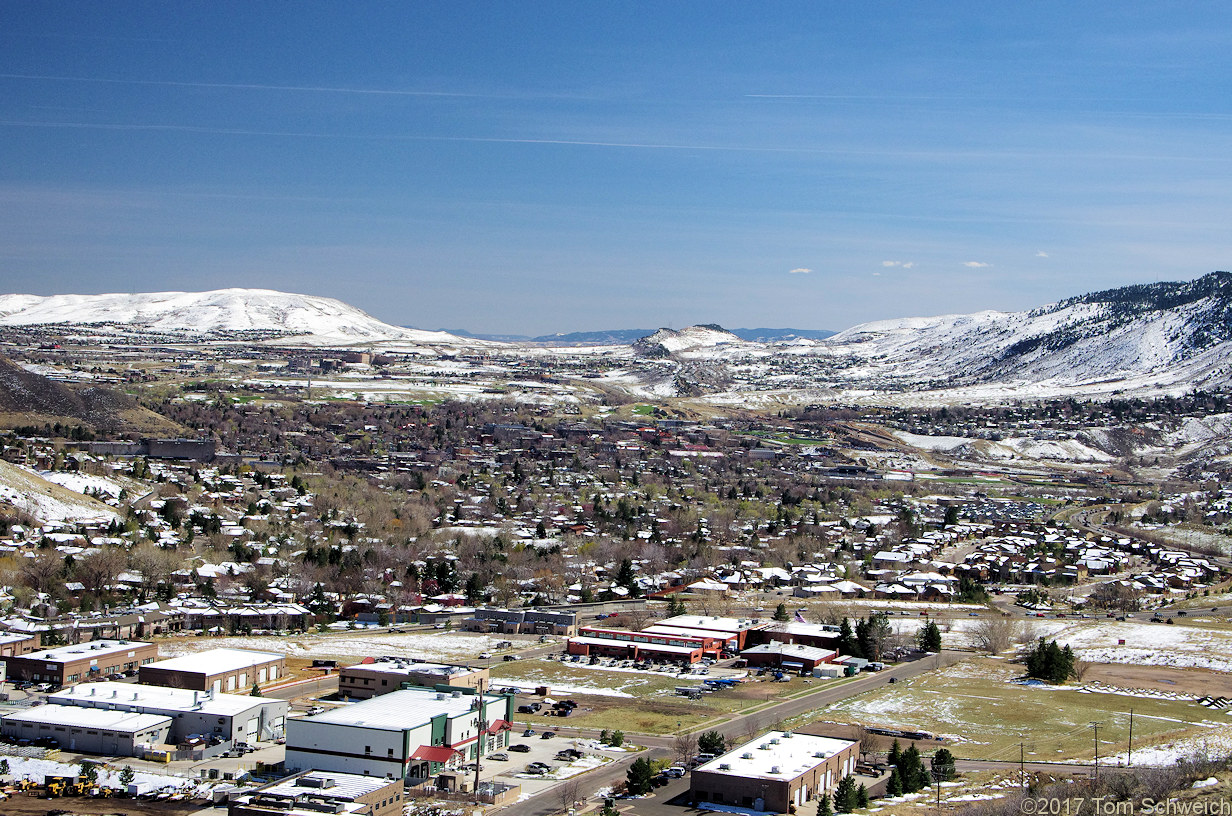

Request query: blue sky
[{"left": 2, "top": 3, "right": 1231, "bottom": 335}]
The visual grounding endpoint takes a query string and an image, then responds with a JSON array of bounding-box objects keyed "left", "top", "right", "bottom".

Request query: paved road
[{"left": 494, "top": 651, "right": 968, "bottom": 816}]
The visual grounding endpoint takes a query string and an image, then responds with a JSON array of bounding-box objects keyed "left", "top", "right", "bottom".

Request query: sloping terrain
[
  {"left": 0, "top": 355, "right": 180, "bottom": 433},
  {"left": 0, "top": 288, "right": 479, "bottom": 347},
  {"left": 822, "top": 271, "right": 1232, "bottom": 391}
]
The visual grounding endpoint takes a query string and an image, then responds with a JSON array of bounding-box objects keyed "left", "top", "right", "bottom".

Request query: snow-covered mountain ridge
[
  {"left": 0, "top": 289, "right": 473, "bottom": 346},
  {"left": 820, "top": 271, "right": 1232, "bottom": 391}
]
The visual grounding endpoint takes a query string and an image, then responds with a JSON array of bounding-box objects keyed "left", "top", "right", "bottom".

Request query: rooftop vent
[
  {"left": 770, "top": 738, "right": 780, "bottom": 745},
  {"left": 759, "top": 744, "right": 770, "bottom": 750},
  {"left": 741, "top": 752, "right": 754, "bottom": 760},
  {"left": 783, "top": 731, "right": 793, "bottom": 738},
  {"left": 770, "top": 766, "right": 781, "bottom": 774},
  {"left": 718, "top": 763, "right": 731, "bottom": 771}
]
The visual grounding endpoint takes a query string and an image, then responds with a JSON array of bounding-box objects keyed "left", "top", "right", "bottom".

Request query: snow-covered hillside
[
  {"left": 634, "top": 325, "right": 745, "bottom": 355},
  {"left": 0, "top": 289, "right": 476, "bottom": 347},
  {"left": 818, "top": 271, "right": 1232, "bottom": 391}
]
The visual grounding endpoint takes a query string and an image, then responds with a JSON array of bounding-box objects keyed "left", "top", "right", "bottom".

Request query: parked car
[
  {"left": 489, "top": 752, "right": 509, "bottom": 761},
  {"left": 540, "top": 731, "right": 556, "bottom": 739},
  {"left": 509, "top": 744, "right": 531, "bottom": 752},
  {"left": 522, "top": 728, "right": 536, "bottom": 737}
]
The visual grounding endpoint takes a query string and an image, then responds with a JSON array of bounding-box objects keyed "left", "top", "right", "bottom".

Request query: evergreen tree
[
  {"left": 773, "top": 603, "right": 790, "bottom": 621},
  {"left": 1024, "top": 637, "right": 1076, "bottom": 683},
  {"left": 251, "top": 682, "right": 261, "bottom": 696},
  {"left": 856, "top": 783, "right": 869, "bottom": 808},
  {"left": 898, "top": 743, "right": 924, "bottom": 793},
  {"left": 887, "top": 738, "right": 901, "bottom": 767},
  {"left": 930, "top": 748, "right": 956, "bottom": 782},
  {"left": 886, "top": 768, "right": 903, "bottom": 797},
  {"left": 917, "top": 620, "right": 942, "bottom": 652},
  {"left": 834, "top": 775, "right": 857, "bottom": 812},
  {"left": 837, "top": 617, "right": 858, "bottom": 657},
  {"left": 626, "top": 757, "right": 653, "bottom": 795},
  {"left": 818, "top": 793, "right": 833, "bottom": 816},
  {"left": 698, "top": 730, "right": 726, "bottom": 755}
]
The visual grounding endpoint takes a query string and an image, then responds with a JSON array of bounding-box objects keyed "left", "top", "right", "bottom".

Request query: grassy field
[
  {"left": 490, "top": 658, "right": 827, "bottom": 735},
  {"left": 822, "top": 656, "right": 1229, "bottom": 762}
]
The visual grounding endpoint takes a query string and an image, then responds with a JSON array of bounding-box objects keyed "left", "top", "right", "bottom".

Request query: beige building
[
  {"left": 2, "top": 639, "right": 158, "bottom": 685},
  {"left": 140, "top": 648, "right": 284, "bottom": 693},
  {"left": 690, "top": 731, "right": 859, "bottom": 813},
  {"left": 338, "top": 658, "right": 488, "bottom": 699}
]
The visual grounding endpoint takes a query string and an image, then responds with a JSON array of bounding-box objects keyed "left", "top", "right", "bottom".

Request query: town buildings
[
  {"left": 690, "top": 731, "right": 859, "bottom": 813},
  {"left": 139, "top": 648, "right": 285, "bottom": 693},
  {"left": 284, "top": 686, "right": 514, "bottom": 781}
]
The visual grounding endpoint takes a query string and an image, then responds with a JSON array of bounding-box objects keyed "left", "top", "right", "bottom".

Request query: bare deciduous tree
[
  {"left": 970, "top": 615, "right": 1017, "bottom": 654},
  {"left": 556, "top": 779, "right": 584, "bottom": 814},
  {"left": 673, "top": 733, "right": 695, "bottom": 764}
]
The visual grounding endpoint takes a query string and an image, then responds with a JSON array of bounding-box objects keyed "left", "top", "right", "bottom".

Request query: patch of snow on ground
[
  {"left": 1, "top": 755, "right": 200, "bottom": 791},
  {"left": 156, "top": 631, "right": 504, "bottom": 662}
]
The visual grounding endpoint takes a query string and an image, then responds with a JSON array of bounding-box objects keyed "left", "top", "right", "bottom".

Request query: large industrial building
[
  {"left": 690, "top": 731, "right": 859, "bottom": 813},
  {"left": 139, "top": 647, "right": 284, "bottom": 692},
  {"left": 338, "top": 658, "right": 488, "bottom": 699},
  {"left": 228, "top": 771, "right": 404, "bottom": 816},
  {"left": 49, "top": 682, "right": 288, "bottom": 744},
  {"left": 1, "top": 639, "right": 158, "bottom": 685},
  {"left": 285, "top": 686, "right": 514, "bottom": 781},
  {"left": 0, "top": 705, "right": 171, "bottom": 756},
  {"left": 565, "top": 615, "right": 769, "bottom": 663}
]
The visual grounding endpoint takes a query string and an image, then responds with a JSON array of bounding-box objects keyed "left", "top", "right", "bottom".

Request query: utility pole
[
  {"left": 1127, "top": 709, "right": 1134, "bottom": 768},
  {"left": 473, "top": 678, "right": 486, "bottom": 804},
  {"left": 1090, "top": 722, "right": 1100, "bottom": 784},
  {"left": 1020, "top": 742, "right": 1026, "bottom": 791}
]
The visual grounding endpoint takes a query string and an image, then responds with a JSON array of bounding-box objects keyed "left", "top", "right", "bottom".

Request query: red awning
[
  {"left": 486, "top": 719, "right": 512, "bottom": 734},
  {"left": 411, "top": 746, "right": 460, "bottom": 763}
]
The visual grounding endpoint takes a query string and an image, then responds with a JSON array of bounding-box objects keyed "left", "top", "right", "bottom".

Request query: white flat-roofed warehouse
[
  {"left": 285, "top": 686, "right": 514, "bottom": 781},
  {"left": 1, "top": 704, "right": 171, "bottom": 756},
  {"left": 690, "top": 730, "right": 858, "bottom": 813},
  {"left": 50, "top": 681, "right": 288, "bottom": 743},
  {"left": 139, "top": 647, "right": 284, "bottom": 693}
]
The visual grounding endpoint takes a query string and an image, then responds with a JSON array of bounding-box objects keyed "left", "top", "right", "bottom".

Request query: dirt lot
[
  {"left": 0, "top": 791, "right": 204, "bottom": 816},
  {"left": 1085, "top": 662, "right": 1232, "bottom": 696}
]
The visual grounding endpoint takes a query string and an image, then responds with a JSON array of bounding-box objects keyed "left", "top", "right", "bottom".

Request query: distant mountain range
[
  {"left": 444, "top": 327, "right": 836, "bottom": 344},
  {"left": 2, "top": 271, "right": 1230, "bottom": 397}
]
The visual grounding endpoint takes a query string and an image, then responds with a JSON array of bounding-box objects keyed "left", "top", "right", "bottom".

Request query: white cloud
[
  {"left": 881, "top": 260, "right": 914, "bottom": 268},
  {"left": 963, "top": 261, "right": 991, "bottom": 268},
  {"left": 1036, "top": 251, "right": 1049, "bottom": 258},
  {"left": 788, "top": 267, "right": 811, "bottom": 275}
]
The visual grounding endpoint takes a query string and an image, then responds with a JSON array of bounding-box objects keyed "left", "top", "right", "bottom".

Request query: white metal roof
[
  {"left": 142, "top": 647, "right": 283, "bottom": 675},
  {"left": 696, "top": 731, "right": 855, "bottom": 781},
  {"left": 22, "top": 639, "right": 151, "bottom": 663},
  {"left": 51, "top": 682, "right": 275, "bottom": 717},
  {"left": 2, "top": 703, "right": 170, "bottom": 734},
  {"left": 303, "top": 688, "right": 503, "bottom": 731},
  {"left": 249, "top": 771, "right": 396, "bottom": 800}
]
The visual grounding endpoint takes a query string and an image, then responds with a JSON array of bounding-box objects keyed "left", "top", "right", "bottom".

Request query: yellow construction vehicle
[{"left": 44, "top": 775, "right": 81, "bottom": 798}]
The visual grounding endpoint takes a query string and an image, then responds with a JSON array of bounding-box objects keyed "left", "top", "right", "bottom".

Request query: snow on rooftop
[
  {"left": 24, "top": 639, "right": 150, "bottom": 663},
  {"left": 143, "top": 647, "right": 283, "bottom": 674},
  {"left": 51, "top": 682, "right": 277, "bottom": 716},
  {"left": 3, "top": 703, "right": 170, "bottom": 733},
  {"left": 696, "top": 731, "right": 856, "bottom": 780},
  {"left": 300, "top": 687, "right": 504, "bottom": 731}
]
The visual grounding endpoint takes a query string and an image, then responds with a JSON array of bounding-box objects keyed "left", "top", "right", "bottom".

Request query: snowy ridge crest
[{"left": 0, "top": 289, "right": 475, "bottom": 346}]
